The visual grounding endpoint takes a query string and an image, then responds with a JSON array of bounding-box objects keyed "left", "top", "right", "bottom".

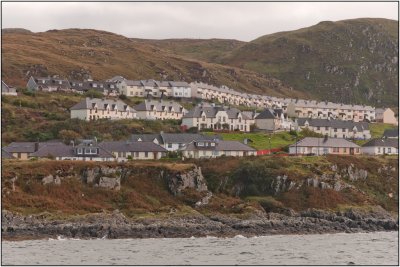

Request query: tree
[{"left": 58, "top": 129, "right": 82, "bottom": 144}]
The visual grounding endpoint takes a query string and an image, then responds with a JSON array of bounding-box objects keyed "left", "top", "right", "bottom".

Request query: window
[
  {"left": 378, "top": 147, "right": 381, "bottom": 153},
  {"left": 317, "top": 126, "right": 320, "bottom": 130},
  {"left": 334, "top": 128, "right": 337, "bottom": 132},
  {"left": 325, "top": 127, "right": 329, "bottom": 130},
  {"left": 135, "top": 152, "right": 139, "bottom": 157},
  {"left": 343, "top": 148, "right": 347, "bottom": 153},
  {"left": 197, "top": 142, "right": 204, "bottom": 147},
  {"left": 145, "top": 152, "right": 148, "bottom": 158},
  {"left": 342, "top": 128, "right": 346, "bottom": 132},
  {"left": 168, "top": 143, "right": 172, "bottom": 148},
  {"left": 210, "top": 142, "right": 216, "bottom": 147},
  {"left": 388, "top": 148, "right": 391, "bottom": 153},
  {"left": 77, "top": 148, "right": 83, "bottom": 155}
]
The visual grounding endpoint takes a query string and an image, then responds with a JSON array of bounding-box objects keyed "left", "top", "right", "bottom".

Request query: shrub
[
  {"left": 85, "top": 89, "right": 103, "bottom": 99},
  {"left": 186, "top": 127, "right": 199, "bottom": 133}
]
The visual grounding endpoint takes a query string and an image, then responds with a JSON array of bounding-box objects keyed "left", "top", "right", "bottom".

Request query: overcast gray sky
[{"left": 2, "top": 2, "right": 398, "bottom": 41}]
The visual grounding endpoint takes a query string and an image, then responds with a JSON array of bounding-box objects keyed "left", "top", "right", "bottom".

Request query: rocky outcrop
[
  {"left": 42, "top": 175, "right": 61, "bottom": 185},
  {"left": 2, "top": 207, "right": 397, "bottom": 240},
  {"left": 166, "top": 166, "right": 208, "bottom": 196}
]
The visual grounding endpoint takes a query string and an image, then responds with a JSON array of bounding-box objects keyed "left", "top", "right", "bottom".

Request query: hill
[
  {"left": 221, "top": 18, "right": 398, "bottom": 107},
  {"left": 1, "top": 28, "right": 303, "bottom": 99}
]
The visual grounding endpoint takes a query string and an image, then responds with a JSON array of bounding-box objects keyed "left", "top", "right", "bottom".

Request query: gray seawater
[{"left": 2, "top": 232, "right": 398, "bottom": 265}]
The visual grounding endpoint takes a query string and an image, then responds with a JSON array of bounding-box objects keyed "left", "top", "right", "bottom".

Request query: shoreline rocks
[{"left": 2, "top": 208, "right": 398, "bottom": 241}]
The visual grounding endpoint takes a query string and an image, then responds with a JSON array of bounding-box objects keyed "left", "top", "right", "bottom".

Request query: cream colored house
[
  {"left": 182, "top": 105, "right": 252, "bottom": 132},
  {"left": 296, "top": 118, "right": 371, "bottom": 139},
  {"left": 361, "top": 138, "right": 398, "bottom": 155},
  {"left": 289, "top": 137, "right": 361, "bottom": 155},
  {"left": 70, "top": 98, "right": 136, "bottom": 121},
  {"left": 99, "top": 141, "right": 167, "bottom": 161},
  {"left": 134, "top": 99, "right": 187, "bottom": 120},
  {"left": 375, "top": 108, "right": 398, "bottom": 125}
]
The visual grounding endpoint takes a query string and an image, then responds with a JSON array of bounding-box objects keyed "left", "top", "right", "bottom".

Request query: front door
[
  {"left": 350, "top": 148, "right": 354, "bottom": 155},
  {"left": 153, "top": 152, "right": 157, "bottom": 159}
]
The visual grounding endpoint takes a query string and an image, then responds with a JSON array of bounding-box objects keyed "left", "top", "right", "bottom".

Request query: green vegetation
[
  {"left": 203, "top": 129, "right": 322, "bottom": 150},
  {"left": 369, "top": 123, "right": 397, "bottom": 138}
]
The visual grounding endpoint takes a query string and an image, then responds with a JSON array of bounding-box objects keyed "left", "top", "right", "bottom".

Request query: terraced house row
[{"left": 23, "top": 76, "right": 398, "bottom": 125}]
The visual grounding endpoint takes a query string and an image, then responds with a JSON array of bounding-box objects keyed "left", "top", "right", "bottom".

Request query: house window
[
  {"left": 135, "top": 152, "right": 139, "bottom": 157},
  {"left": 325, "top": 127, "right": 329, "bottom": 130},
  {"left": 343, "top": 148, "right": 347, "bottom": 153},
  {"left": 197, "top": 142, "right": 204, "bottom": 147},
  {"left": 317, "top": 126, "right": 320, "bottom": 130},
  {"left": 77, "top": 148, "right": 83, "bottom": 154},
  {"left": 334, "top": 128, "right": 337, "bottom": 132},
  {"left": 388, "top": 148, "right": 391, "bottom": 153},
  {"left": 210, "top": 142, "right": 216, "bottom": 147},
  {"left": 168, "top": 144, "right": 172, "bottom": 148},
  {"left": 342, "top": 128, "right": 346, "bottom": 132},
  {"left": 378, "top": 147, "right": 381, "bottom": 153},
  {"left": 145, "top": 152, "right": 148, "bottom": 158}
]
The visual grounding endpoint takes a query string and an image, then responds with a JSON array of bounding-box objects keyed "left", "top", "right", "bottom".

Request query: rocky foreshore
[{"left": 2, "top": 208, "right": 398, "bottom": 241}]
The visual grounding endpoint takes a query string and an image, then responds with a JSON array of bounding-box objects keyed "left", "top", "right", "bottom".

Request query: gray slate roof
[
  {"left": 131, "top": 133, "right": 221, "bottom": 145},
  {"left": 134, "top": 99, "right": 184, "bottom": 112},
  {"left": 362, "top": 138, "right": 398, "bottom": 148},
  {"left": 3, "top": 142, "right": 45, "bottom": 153},
  {"left": 99, "top": 141, "right": 167, "bottom": 152},
  {"left": 255, "top": 109, "right": 276, "bottom": 120},
  {"left": 70, "top": 98, "right": 134, "bottom": 111},
  {"left": 289, "top": 137, "right": 360, "bottom": 148},
  {"left": 297, "top": 118, "right": 369, "bottom": 131},
  {"left": 30, "top": 143, "right": 75, "bottom": 157},
  {"left": 1, "top": 148, "right": 15, "bottom": 159},
  {"left": 131, "top": 134, "right": 163, "bottom": 143},
  {"left": 383, "top": 129, "right": 398, "bottom": 138},
  {"left": 183, "top": 106, "right": 250, "bottom": 120}
]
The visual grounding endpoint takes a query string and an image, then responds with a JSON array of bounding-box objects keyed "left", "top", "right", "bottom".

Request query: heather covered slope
[
  {"left": 1, "top": 29, "right": 302, "bottom": 98},
  {"left": 2, "top": 156, "right": 398, "bottom": 217},
  {"left": 221, "top": 18, "right": 398, "bottom": 107}
]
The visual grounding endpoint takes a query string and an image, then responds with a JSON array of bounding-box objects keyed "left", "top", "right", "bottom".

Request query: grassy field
[
  {"left": 369, "top": 123, "right": 397, "bottom": 138},
  {"left": 203, "top": 131, "right": 317, "bottom": 150}
]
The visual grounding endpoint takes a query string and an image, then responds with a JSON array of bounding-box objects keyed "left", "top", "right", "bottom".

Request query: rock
[
  {"left": 42, "top": 175, "right": 54, "bottom": 185},
  {"left": 98, "top": 177, "right": 121, "bottom": 190},
  {"left": 167, "top": 166, "right": 208, "bottom": 195}
]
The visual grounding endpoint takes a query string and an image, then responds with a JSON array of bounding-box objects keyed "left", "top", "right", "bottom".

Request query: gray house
[
  {"left": 99, "top": 141, "right": 167, "bottom": 161},
  {"left": 26, "top": 76, "right": 71, "bottom": 92},
  {"left": 2, "top": 81, "right": 17, "bottom": 96}
]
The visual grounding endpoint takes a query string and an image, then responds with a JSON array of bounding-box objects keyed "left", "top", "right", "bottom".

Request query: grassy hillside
[
  {"left": 1, "top": 29, "right": 305, "bottom": 99},
  {"left": 2, "top": 156, "right": 398, "bottom": 218},
  {"left": 1, "top": 92, "right": 182, "bottom": 145},
  {"left": 221, "top": 18, "right": 398, "bottom": 107}
]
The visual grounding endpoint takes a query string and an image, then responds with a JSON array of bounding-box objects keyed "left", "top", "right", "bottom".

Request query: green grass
[
  {"left": 369, "top": 123, "right": 397, "bottom": 139},
  {"left": 204, "top": 131, "right": 297, "bottom": 150}
]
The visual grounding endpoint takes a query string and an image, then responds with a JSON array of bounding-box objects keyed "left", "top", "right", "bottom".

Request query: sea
[{"left": 2, "top": 231, "right": 398, "bottom": 265}]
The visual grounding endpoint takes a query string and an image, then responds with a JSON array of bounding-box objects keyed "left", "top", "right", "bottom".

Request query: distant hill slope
[
  {"left": 131, "top": 38, "right": 245, "bottom": 63},
  {"left": 221, "top": 18, "right": 398, "bottom": 107},
  {"left": 1, "top": 28, "right": 304, "bottom": 99}
]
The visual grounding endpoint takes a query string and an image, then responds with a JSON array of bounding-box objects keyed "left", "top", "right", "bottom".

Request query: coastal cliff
[{"left": 2, "top": 155, "right": 398, "bottom": 240}]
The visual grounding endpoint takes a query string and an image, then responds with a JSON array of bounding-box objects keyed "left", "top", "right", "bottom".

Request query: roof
[
  {"left": 255, "top": 109, "right": 276, "bottom": 120},
  {"left": 183, "top": 106, "right": 250, "bottom": 120},
  {"left": 169, "top": 81, "right": 189, "bottom": 87},
  {"left": 3, "top": 142, "right": 42, "bottom": 153},
  {"left": 134, "top": 99, "right": 184, "bottom": 113},
  {"left": 383, "top": 129, "right": 398, "bottom": 138},
  {"left": 99, "top": 141, "right": 167, "bottom": 152},
  {"left": 34, "top": 77, "right": 70, "bottom": 89},
  {"left": 1, "top": 148, "right": 15, "bottom": 159},
  {"left": 69, "top": 81, "right": 118, "bottom": 91},
  {"left": 30, "top": 143, "right": 75, "bottom": 158},
  {"left": 131, "top": 134, "right": 163, "bottom": 143},
  {"left": 182, "top": 140, "right": 256, "bottom": 152},
  {"left": 297, "top": 118, "right": 369, "bottom": 131},
  {"left": 161, "top": 133, "right": 220, "bottom": 144},
  {"left": 289, "top": 137, "right": 360, "bottom": 148},
  {"left": 70, "top": 98, "right": 135, "bottom": 112},
  {"left": 362, "top": 138, "right": 398, "bottom": 148}
]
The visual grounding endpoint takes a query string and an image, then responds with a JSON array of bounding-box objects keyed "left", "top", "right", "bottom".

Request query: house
[
  {"left": 134, "top": 99, "right": 187, "bottom": 120},
  {"left": 131, "top": 132, "right": 221, "bottom": 151},
  {"left": 180, "top": 140, "right": 257, "bottom": 158},
  {"left": 98, "top": 141, "right": 167, "bottom": 161},
  {"left": 169, "top": 81, "right": 191, "bottom": 98},
  {"left": 375, "top": 108, "right": 398, "bottom": 125},
  {"left": 2, "top": 81, "right": 17, "bottom": 96},
  {"left": 254, "top": 109, "right": 283, "bottom": 131},
  {"left": 182, "top": 105, "right": 252, "bottom": 132},
  {"left": 296, "top": 118, "right": 371, "bottom": 139},
  {"left": 70, "top": 80, "right": 119, "bottom": 96},
  {"left": 26, "top": 76, "right": 70, "bottom": 92},
  {"left": 361, "top": 138, "right": 398, "bottom": 155},
  {"left": 3, "top": 142, "right": 46, "bottom": 160},
  {"left": 1, "top": 148, "right": 15, "bottom": 159},
  {"left": 30, "top": 140, "right": 115, "bottom": 161},
  {"left": 289, "top": 137, "right": 361, "bottom": 155},
  {"left": 383, "top": 128, "right": 398, "bottom": 139},
  {"left": 70, "top": 98, "right": 136, "bottom": 121}
]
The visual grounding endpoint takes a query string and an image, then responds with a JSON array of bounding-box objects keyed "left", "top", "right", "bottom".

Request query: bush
[
  {"left": 186, "top": 127, "right": 199, "bottom": 133},
  {"left": 119, "top": 94, "right": 127, "bottom": 100},
  {"left": 85, "top": 89, "right": 103, "bottom": 99}
]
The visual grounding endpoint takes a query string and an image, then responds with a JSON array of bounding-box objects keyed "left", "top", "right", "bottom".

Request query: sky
[{"left": 2, "top": 2, "right": 398, "bottom": 41}]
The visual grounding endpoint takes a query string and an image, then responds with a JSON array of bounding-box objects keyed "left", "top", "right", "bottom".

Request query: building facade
[
  {"left": 134, "top": 99, "right": 187, "bottom": 120},
  {"left": 289, "top": 137, "right": 361, "bottom": 155}
]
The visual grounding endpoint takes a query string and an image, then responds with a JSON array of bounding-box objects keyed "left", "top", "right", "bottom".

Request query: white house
[
  {"left": 70, "top": 98, "right": 136, "bottom": 121},
  {"left": 361, "top": 138, "right": 398, "bottom": 155},
  {"left": 134, "top": 99, "right": 187, "bottom": 120}
]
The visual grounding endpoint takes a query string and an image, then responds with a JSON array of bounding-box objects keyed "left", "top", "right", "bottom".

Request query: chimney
[{"left": 34, "top": 142, "right": 39, "bottom": 152}]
